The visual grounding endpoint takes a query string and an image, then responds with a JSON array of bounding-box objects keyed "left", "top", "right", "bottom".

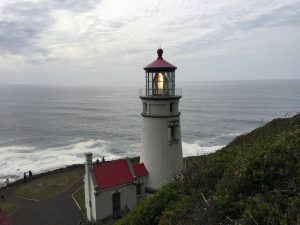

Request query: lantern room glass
[{"left": 145, "top": 71, "right": 175, "bottom": 96}]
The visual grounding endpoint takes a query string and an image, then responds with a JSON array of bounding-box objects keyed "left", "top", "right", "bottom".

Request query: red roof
[
  {"left": 94, "top": 160, "right": 133, "bottom": 190},
  {"left": 0, "top": 210, "right": 11, "bottom": 225},
  {"left": 133, "top": 163, "right": 149, "bottom": 177},
  {"left": 93, "top": 160, "right": 149, "bottom": 190},
  {"left": 144, "top": 48, "right": 177, "bottom": 71}
]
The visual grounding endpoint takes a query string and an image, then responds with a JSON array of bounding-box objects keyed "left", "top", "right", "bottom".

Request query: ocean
[{"left": 0, "top": 80, "right": 299, "bottom": 186}]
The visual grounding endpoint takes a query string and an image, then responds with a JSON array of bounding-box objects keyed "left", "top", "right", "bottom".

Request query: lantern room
[{"left": 143, "top": 48, "right": 178, "bottom": 96}]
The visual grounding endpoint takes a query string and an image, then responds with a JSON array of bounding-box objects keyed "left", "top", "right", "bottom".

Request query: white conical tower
[{"left": 140, "top": 48, "right": 183, "bottom": 190}]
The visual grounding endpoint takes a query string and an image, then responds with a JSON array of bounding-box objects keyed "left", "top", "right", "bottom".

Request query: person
[
  {"left": 24, "top": 172, "right": 27, "bottom": 183},
  {"left": 5, "top": 178, "right": 9, "bottom": 189},
  {"left": 1, "top": 193, "right": 4, "bottom": 201},
  {"left": 96, "top": 158, "right": 100, "bottom": 164},
  {"left": 29, "top": 170, "right": 33, "bottom": 180},
  {"left": 102, "top": 156, "right": 105, "bottom": 162}
]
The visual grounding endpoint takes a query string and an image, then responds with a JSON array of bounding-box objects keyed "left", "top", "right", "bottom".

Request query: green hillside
[{"left": 114, "top": 114, "right": 300, "bottom": 225}]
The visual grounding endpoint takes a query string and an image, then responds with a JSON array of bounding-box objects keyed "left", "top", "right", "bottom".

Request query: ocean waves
[
  {"left": 182, "top": 141, "right": 224, "bottom": 157},
  {"left": 0, "top": 140, "right": 137, "bottom": 187},
  {"left": 0, "top": 140, "right": 223, "bottom": 187}
]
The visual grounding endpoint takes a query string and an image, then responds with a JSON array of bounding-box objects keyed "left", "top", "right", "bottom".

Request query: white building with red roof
[
  {"left": 84, "top": 48, "right": 183, "bottom": 222},
  {"left": 84, "top": 153, "right": 148, "bottom": 221}
]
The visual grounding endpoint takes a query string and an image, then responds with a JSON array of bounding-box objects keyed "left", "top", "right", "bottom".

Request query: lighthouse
[{"left": 140, "top": 48, "right": 183, "bottom": 190}]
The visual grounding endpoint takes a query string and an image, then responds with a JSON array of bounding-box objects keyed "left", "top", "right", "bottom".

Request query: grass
[
  {"left": 14, "top": 168, "right": 84, "bottom": 201},
  {"left": 73, "top": 186, "right": 85, "bottom": 213},
  {"left": 0, "top": 200, "right": 15, "bottom": 215}
]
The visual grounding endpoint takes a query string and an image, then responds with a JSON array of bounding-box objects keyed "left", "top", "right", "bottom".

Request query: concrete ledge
[{"left": 141, "top": 113, "right": 181, "bottom": 118}]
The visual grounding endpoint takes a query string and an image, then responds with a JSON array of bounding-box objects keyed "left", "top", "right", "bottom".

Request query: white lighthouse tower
[{"left": 140, "top": 48, "right": 183, "bottom": 191}]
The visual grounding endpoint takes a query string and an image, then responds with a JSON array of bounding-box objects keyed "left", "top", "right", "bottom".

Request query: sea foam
[
  {"left": 182, "top": 141, "right": 224, "bottom": 157},
  {"left": 0, "top": 139, "right": 223, "bottom": 187},
  {"left": 0, "top": 140, "right": 135, "bottom": 187}
]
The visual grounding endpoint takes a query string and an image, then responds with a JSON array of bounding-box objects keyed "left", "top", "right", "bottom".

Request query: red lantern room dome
[{"left": 144, "top": 48, "right": 177, "bottom": 72}]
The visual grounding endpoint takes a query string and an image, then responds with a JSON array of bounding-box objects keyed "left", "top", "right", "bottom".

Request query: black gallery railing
[{"left": 139, "top": 88, "right": 182, "bottom": 97}]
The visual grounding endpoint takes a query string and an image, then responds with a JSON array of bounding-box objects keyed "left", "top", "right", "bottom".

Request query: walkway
[{"left": 1, "top": 178, "right": 85, "bottom": 225}]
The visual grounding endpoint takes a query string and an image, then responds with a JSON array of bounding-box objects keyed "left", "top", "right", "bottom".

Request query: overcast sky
[{"left": 0, "top": 0, "right": 300, "bottom": 86}]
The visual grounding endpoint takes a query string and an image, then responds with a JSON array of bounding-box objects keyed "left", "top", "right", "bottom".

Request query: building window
[
  {"left": 143, "top": 103, "right": 147, "bottom": 113},
  {"left": 136, "top": 183, "right": 142, "bottom": 196},
  {"left": 168, "top": 121, "right": 179, "bottom": 144}
]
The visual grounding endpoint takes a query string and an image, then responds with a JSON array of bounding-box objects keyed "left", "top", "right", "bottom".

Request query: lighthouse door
[{"left": 112, "top": 192, "right": 121, "bottom": 218}]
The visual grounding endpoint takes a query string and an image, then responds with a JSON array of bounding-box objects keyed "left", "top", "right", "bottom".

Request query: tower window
[
  {"left": 168, "top": 121, "right": 179, "bottom": 144},
  {"left": 171, "top": 126, "right": 175, "bottom": 138},
  {"left": 170, "top": 103, "right": 173, "bottom": 112}
]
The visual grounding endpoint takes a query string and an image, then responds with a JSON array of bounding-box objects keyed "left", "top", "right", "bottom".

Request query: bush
[
  {"left": 114, "top": 183, "right": 182, "bottom": 225},
  {"left": 113, "top": 114, "right": 300, "bottom": 225}
]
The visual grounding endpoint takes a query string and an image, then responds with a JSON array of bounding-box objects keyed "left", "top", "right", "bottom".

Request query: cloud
[
  {"left": 0, "top": 0, "right": 299, "bottom": 83},
  {"left": 172, "top": 1, "right": 300, "bottom": 56},
  {"left": 0, "top": 2, "right": 52, "bottom": 58},
  {"left": 52, "top": 0, "right": 101, "bottom": 12},
  {"left": 0, "top": 0, "right": 101, "bottom": 63},
  {"left": 237, "top": 2, "right": 300, "bottom": 30}
]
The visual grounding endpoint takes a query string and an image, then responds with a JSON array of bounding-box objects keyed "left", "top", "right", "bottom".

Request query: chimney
[
  {"left": 85, "top": 152, "right": 93, "bottom": 220},
  {"left": 85, "top": 152, "right": 93, "bottom": 170}
]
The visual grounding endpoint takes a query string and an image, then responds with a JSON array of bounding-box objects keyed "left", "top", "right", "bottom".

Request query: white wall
[
  {"left": 140, "top": 98, "right": 183, "bottom": 190},
  {"left": 95, "top": 184, "right": 137, "bottom": 220}
]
